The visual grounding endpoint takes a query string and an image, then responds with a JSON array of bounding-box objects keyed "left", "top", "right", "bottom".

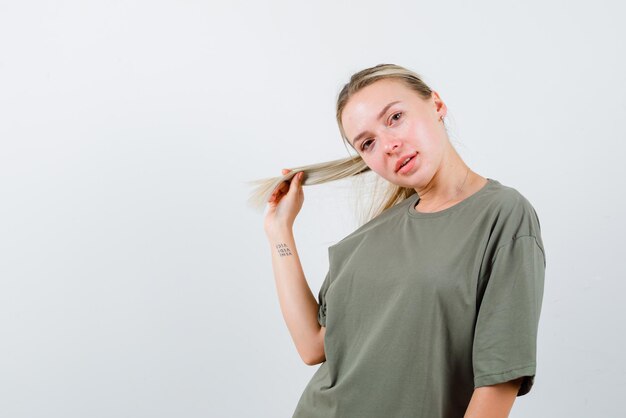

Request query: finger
[
  {"left": 278, "top": 181, "right": 290, "bottom": 193},
  {"left": 271, "top": 179, "right": 289, "bottom": 195},
  {"left": 271, "top": 181, "right": 290, "bottom": 201},
  {"left": 272, "top": 187, "right": 287, "bottom": 202},
  {"left": 288, "top": 172, "right": 303, "bottom": 194},
  {"left": 270, "top": 183, "right": 284, "bottom": 201}
]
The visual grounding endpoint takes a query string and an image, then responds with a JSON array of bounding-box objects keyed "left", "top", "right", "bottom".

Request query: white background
[{"left": 1, "top": 1, "right": 624, "bottom": 417}]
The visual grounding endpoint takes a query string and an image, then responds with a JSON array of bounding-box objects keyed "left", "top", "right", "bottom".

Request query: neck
[{"left": 414, "top": 152, "right": 475, "bottom": 210}]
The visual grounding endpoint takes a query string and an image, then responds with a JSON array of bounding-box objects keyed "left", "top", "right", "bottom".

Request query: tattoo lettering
[{"left": 275, "top": 243, "right": 293, "bottom": 257}]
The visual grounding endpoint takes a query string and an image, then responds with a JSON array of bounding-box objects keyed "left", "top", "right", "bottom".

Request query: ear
[{"left": 430, "top": 90, "right": 448, "bottom": 120}]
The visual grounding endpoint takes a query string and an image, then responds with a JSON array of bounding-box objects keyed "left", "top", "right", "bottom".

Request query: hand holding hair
[
  {"left": 268, "top": 168, "right": 301, "bottom": 205},
  {"left": 246, "top": 154, "right": 370, "bottom": 212},
  {"left": 263, "top": 168, "right": 305, "bottom": 237}
]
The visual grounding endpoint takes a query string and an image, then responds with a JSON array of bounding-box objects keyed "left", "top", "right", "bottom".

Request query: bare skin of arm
[
  {"left": 265, "top": 169, "right": 326, "bottom": 365},
  {"left": 464, "top": 378, "right": 524, "bottom": 418}
]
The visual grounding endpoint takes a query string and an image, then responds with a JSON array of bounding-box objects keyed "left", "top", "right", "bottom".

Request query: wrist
[{"left": 265, "top": 225, "right": 294, "bottom": 241}]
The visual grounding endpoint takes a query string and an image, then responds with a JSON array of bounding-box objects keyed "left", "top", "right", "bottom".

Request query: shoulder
[
  {"left": 482, "top": 179, "right": 544, "bottom": 251},
  {"left": 484, "top": 179, "right": 534, "bottom": 213}
]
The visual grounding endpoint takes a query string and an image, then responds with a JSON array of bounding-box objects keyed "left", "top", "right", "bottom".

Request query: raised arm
[{"left": 264, "top": 169, "right": 326, "bottom": 365}]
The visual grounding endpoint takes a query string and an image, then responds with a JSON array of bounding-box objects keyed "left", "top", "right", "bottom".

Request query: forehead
[{"left": 341, "top": 79, "right": 428, "bottom": 136}]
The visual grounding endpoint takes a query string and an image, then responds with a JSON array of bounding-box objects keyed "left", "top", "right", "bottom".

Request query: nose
[{"left": 383, "top": 136, "right": 402, "bottom": 154}]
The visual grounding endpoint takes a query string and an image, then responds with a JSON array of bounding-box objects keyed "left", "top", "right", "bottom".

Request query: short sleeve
[
  {"left": 317, "top": 270, "right": 331, "bottom": 327},
  {"left": 473, "top": 235, "right": 546, "bottom": 396}
]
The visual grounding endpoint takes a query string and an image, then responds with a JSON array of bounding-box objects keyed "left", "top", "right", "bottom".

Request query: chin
[{"left": 389, "top": 178, "right": 412, "bottom": 189}]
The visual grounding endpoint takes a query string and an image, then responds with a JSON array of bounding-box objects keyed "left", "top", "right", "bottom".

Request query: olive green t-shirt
[{"left": 293, "top": 178, "right": 546, "bottom": 418}]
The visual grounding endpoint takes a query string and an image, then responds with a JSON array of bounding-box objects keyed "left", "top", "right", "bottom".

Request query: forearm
[
  {"left": 267, "top": 227, "right": 325, "bottom": 364},
  {"left": 464, "top": 378, "right": 523, "bottom": 418}
]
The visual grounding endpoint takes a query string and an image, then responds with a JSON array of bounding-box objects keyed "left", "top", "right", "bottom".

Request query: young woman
[{"left": 259, "top": 64, "right": 546, "bottom": 418}]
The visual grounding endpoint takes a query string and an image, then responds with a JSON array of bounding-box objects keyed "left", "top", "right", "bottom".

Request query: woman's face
[{"left": 341, "top": 78, "right": 449, "bottom": 190}]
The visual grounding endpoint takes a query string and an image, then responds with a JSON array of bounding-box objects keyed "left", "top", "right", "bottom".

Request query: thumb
[{"left": 288, "top": 171, "right": 303, "bottom": 194}]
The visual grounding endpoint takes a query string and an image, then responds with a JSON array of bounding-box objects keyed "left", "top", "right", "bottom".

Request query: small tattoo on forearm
[{"left": 275, "top": 243, "right": 293, "bottom": 257}]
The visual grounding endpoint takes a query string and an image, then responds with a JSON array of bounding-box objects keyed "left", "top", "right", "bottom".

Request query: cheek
[
  {"left": 361, "top": 156, "right": 384, "bottom": 175},
  {"left": 370, "top": 159, "right": 395, "bottom": 180},
  {"left": 412, "top": 126, "right": 441, "bottom": 155}
]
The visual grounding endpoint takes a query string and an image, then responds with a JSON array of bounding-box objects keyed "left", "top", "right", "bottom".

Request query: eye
[
  {"left": 361, "top": 139, "right": 373, "bottom": 152},
  {"left": 390, "top": 112, "right": 402, "bottom": 123}
]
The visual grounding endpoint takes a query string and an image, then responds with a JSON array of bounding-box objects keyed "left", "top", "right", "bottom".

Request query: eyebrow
[{"left": 351, "top": 100, "right": 401, "bottom": 147}]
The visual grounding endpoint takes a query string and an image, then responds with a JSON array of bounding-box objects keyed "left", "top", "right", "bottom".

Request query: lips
[{"left": 395, "top": 152, "right": 417, "bottom": 173}]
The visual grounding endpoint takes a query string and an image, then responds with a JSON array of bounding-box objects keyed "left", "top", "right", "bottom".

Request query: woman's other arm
[
  {"left": 264, "top": 169, "right": 325, "bottom": 366},
  {"left": 463, "top": 378, "right": 523, "bottom": 418}
]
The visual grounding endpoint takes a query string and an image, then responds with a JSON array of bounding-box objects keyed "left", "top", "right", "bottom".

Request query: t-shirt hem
[{"left": 474, "top": 364, "right": 536, "bottom": 396}]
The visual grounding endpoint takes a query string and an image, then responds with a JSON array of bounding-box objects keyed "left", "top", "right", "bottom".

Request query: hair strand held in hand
[{"left": 246, "top": 154, "right": 369, "bottom": 211}]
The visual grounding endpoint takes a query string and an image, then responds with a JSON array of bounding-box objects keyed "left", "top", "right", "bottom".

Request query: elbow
[
  {"left": 303, "top": 352, "right": 325, "bottom": 366},
  {"left": 300, "top": 347, "right": 326, "bottom": 366},
  {"left": 299, "top": 326, "right": 327, "bottom": 366}
]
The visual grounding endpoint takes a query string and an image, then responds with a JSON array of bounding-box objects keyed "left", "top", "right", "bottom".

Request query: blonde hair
[{"left": 247, "top": 63, "right": 441, "bottom": 225}]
